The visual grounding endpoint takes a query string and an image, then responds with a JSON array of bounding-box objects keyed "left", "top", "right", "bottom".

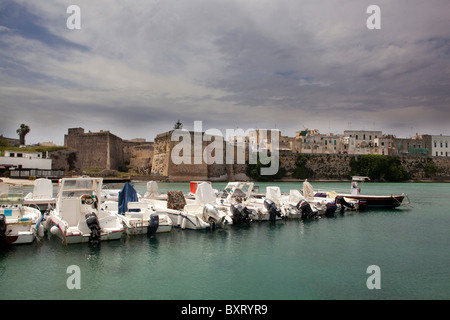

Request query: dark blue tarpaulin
[{"left": 118, "top": 182, "right": 139, "bottom": 215}]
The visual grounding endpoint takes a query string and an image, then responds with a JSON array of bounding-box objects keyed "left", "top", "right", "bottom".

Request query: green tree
[
  {"left": 424, "top": 160, "right": 438, "bottom": 178},
  {"left": 16, "top": 124, "right": 30, "bottom": 146},
  {"left": 350, "top": 154, "right": 408, "bottom": 181},
  {"left": 292, "top": 154, "right": 314, "bottom": 179},
  {"left": 246, "top": 154, "right": 285, "bottom": 181}
]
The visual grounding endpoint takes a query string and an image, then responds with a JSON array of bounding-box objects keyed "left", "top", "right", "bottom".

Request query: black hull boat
[
  {"left": 337, "top": 176, "right": 409, "bottom": 210},
  {"left": 337, "top": 194, "right": 405, "bottom": 209}
]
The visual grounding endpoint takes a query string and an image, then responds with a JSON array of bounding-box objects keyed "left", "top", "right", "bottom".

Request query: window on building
[
  {"left": 9, "top": 153, "right": 15, "bottom": 157},
  {"left": 441, "top": 142, "right": 443, "bottom": 148},
  {"left": 17, "top": 153, "right": 23, "bottom": 158},
  {"left": 434, "top": 141, "right": 437, "bottom": 147}
]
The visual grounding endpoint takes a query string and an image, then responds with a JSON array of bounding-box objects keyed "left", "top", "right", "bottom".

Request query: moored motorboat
[
  {"left": 103, "top": 181, "right": 172, "bottom": 236},
  {"left": 45, "top": 177, "right": 124, "bottom": 245},
  {"left": 1, "top": 192, "right": 43, "bottom": 245},
  {"left": 145, "top": 182, "right": 232, "bottom": 230},
  {"left": 336, "top": 176, "right": 409, "bottom": 209},
  {"left": 217, "top": 183, "right": 286, "bottom": 222}
]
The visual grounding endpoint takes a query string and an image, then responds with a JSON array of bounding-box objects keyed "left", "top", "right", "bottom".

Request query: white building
[
  {"left": 343, "top": 130, "right": 388, "bottom": 155},
  {"left": 431, "top": 135, "right": 450, "bottom": 157},
  {"left": 0, "top": 150, "right": 52, "bottom": 170},
  {"left": 298, "top": 130, "right": 343, "bottom": 154}
]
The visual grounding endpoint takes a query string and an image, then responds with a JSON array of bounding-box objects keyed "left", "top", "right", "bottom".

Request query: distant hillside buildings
[{"left": 282, "top": 129, "right": 449, "bottom": 158}]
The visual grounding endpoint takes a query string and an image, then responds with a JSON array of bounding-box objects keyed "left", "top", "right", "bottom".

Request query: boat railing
[{"left": 0, "top": 192, "right": 24, "bottom": 206}]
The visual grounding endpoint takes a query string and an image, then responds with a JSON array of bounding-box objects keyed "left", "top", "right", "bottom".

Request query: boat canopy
[{"left": 352, "top": 176, "right": 370, "bottom": 182}]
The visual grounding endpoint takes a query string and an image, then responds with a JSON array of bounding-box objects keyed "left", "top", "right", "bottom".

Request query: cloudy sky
[{"left": 0, "top": 0, "right": 449, "bottom": 145}]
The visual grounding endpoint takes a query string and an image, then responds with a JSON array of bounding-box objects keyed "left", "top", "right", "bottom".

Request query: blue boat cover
[{"left": 118, "top": 182, "right": 139, "bottom": 215}]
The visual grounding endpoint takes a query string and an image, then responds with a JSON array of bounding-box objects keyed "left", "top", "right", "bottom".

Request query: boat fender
[
  {"left": 50, "top": 225, "right": 60, "bottom": 236},
  {"left": 147, "top": 213, "right": 159, "bottom": 236},
  {"left": 181, "top": 216, "right": 187, "bottom": 230},
  {"left": 0, "top": 214, "right": 7, "bottom": 244},
  {"left": 264, "top": 199, "right": 282, "bottom": 223},
  {"left": 177, "top": 214, "right": 182, "bottom": 226},
  {"left": 85, "top": 212, "right": 101, "bottom": 246}
]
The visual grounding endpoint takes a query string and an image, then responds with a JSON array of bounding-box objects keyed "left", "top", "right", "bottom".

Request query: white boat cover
[
  {"left": 26, "top": 178, "right": 53, "bottom": 200},
  {"left": 303, "top": 180, "right": 315, "bottom": 198},
  {"left": 144, "top": 181, "right": 158, "bottom": 198},
  {"left": 266, "top": 186, "right": 281, "bottom": 202},
  {"left": 289, "top": 189, "right": 304, "bottom": 204},
  {"left": 194, "top": 182, "right": 216, "bottom": 205}
]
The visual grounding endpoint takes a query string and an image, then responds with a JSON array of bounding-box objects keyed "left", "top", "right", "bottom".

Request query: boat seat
[
  {"left": 184, "top": 204, "right": 203, "bottom": 214},
  {"left": 127, "top": 202, "right": 148, "bottom": 211}
]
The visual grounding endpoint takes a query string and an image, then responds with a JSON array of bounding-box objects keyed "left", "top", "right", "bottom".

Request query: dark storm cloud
[{"left": 0, "top": 0, "right": 449, "bottom": 144}]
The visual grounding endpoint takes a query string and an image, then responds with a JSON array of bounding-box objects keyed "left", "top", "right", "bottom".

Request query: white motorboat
[
  {"left": 23, "top": 178, "right": 56, "bottom": 212},
  {"left": 0, "top": 192, "right": 43, "bottom": 245},
  {"left": 145, "top": 182, "right": 232, "bottom": 230},
  {"left": 216, "top": 183, "right": 285, "bottom": 222},
  {"left": 102, "top": 181, "right": 173, "bottom": 236},
  {"left": 103, "top": 201, "right": 173, "bottom": 235},
  {"left": 45, "top": 177, "right": 124, "bottom": 245}
]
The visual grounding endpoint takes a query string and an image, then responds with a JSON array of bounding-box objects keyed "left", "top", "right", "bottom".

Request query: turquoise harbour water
[{"left": 1, "top": 181, "right": 449, "bottom": 300}]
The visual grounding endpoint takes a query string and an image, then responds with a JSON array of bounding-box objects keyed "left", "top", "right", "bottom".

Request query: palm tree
[{"left": 16, "top": 124, "right": 30, "bottom": 146}]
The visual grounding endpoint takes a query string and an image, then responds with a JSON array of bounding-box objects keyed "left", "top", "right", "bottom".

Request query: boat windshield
[{"left": 59, "top": 179, "right": 101, "bottom": 198}]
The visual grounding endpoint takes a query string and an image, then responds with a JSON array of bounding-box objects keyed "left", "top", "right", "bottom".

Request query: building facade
[
  {"left": 431, "top": 135, "right": 450, "bottom": 157},
  {"left": 0, "top": 150, "right": 52, "bottom": 170}
]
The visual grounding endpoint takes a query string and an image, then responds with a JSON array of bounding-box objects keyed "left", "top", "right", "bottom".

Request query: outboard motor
[
  {"left": 0, "top": 214, "right": 7, "bottom": 245},
  {"left": 203, "top": 204, "right": 224, "bottom": 229},
  {"left": 264, "top": 199, "right": 282, "bottom": 223},
  {"left": 147, "top": 213, "right": 159, "bottom": 236},
  {"left": 296, "top": 200, "right": 317, "bottom": 220},
  {"left": 324, "top": 201, "right": 337, "bottom": 216},
  {"left": 336, "top": 196, "right": 355, "bottom": 213},
  {"left": 230, "top": 203, "right": 252, "bottom": 225},
  {"left": 85, "top": 212, "right": 101, "bottom": 246},
  {"left": 357, "top": 200, "right": 368, "bottom": 211}
]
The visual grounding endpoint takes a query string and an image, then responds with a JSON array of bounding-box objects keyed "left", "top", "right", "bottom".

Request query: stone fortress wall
[{"left": 49, "top": 127, "right": 450, "bottom": 182}]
